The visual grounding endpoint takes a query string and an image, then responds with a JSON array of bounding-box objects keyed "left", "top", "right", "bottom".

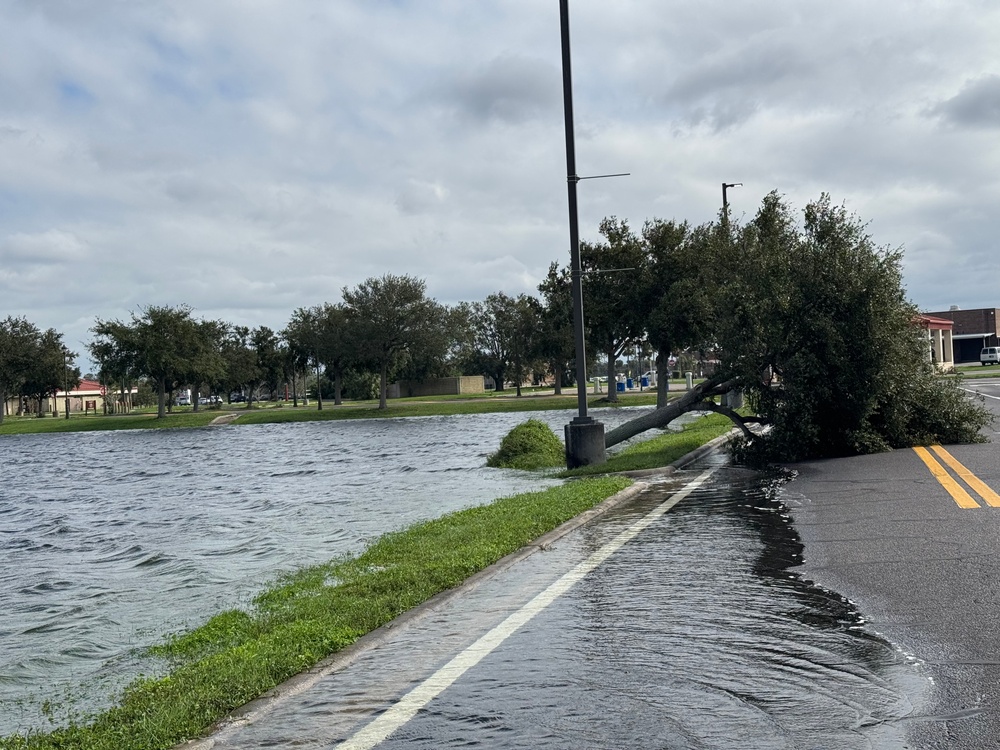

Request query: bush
[{"left": 486, "top": 419, "right": 565, "bottom": 470}]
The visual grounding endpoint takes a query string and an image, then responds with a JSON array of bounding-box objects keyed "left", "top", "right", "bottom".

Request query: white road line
[
  {"left": 961, "top": 386, "right": 1000, "bottom": 401},
  {"left": 335, "top": 466, "right": 719, "bottom": 750}
]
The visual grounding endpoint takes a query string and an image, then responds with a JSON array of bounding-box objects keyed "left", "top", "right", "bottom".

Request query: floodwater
[
  {"left": 201, "top": 459, "right": 929, "bottom": 749},
  {"left": 1, "top": 411, "right": 930, "bottom": 746},
  {"left": 0, "top": 406, "right": 660, "bottom": 735}
]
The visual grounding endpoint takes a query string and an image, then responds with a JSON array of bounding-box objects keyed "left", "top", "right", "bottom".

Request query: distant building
[
  {"left": 388, "top": 376, "right": 486, "bottom": 399},
  {"left": 922, "top": 307, "right": 999, "bottom": 363},
  {"left": 915, "top": 314, "right": 955, "bottom": 370}
]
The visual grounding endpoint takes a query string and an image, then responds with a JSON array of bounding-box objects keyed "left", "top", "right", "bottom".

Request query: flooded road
[
  {"left": 0, "top": 407, "right": 661, "bottom": 735},
  {"left": 199, "top": 458, "right": 929, "bottom": 749}
]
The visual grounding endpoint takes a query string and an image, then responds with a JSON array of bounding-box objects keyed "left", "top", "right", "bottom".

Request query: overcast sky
[{"left": 3, "top": 0, "right": 999, "bottom": 369}]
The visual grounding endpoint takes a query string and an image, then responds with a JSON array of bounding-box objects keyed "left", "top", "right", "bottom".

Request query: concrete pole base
[{"left": 565, "top": 417, "right": 606, "bottom": 469}]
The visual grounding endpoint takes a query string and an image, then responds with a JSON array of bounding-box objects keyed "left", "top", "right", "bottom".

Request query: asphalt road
[{"left": 786, "top": 377, "right": 1000, "bottom": 748}]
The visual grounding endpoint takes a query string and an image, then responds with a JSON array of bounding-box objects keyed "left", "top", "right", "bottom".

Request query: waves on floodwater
[{"left": 0, "top": 407, "right": 664, "bottom": 734}]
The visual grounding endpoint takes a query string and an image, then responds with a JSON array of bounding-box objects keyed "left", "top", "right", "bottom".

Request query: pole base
[{"left": 565, "top": 417, "right": 606, "bottom": 469}]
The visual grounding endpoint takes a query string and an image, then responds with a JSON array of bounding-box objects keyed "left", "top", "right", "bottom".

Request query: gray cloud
[
  {"left": 1, "top": 0, "right": 1000, "bottom": 370},
  {"left": 435, "top": 55, "right": 561, "bottom": 125},
  {"left": 931, "top": 74, "right": 1000, "bottom": 129}
]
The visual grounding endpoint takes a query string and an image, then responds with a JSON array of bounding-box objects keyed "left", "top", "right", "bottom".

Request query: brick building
[{"left": 923, "top": 307, "right": 1000, "bottom": 363}]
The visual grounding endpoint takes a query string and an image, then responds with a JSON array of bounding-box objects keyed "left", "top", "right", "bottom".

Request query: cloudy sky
[{"left": 2, "top": 0, "right": 999, "bottom": 368}]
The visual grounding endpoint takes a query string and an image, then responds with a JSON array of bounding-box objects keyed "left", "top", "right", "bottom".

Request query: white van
[{"left": 980, "top": 347, "right": 1000, "bottom": 365}]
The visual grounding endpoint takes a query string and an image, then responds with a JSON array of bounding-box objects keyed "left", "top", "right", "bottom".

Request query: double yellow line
[{"left": 913, "top": 445, "right": 1000, "bottom": 508}]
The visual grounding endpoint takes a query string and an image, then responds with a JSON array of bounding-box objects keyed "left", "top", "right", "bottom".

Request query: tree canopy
[{"left": 605, "top": 192, "right": 991, "bottom": 461}]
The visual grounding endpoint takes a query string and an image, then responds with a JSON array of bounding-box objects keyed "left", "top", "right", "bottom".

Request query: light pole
[
  {"left": 63, "top": 347, "right": 71, "bottom": 420},
  {"left": 722, "top": 182, "right": 742, "bottom": 216},
  {"left": 560, "top": 0, "right": 606, "bottom": 468}
]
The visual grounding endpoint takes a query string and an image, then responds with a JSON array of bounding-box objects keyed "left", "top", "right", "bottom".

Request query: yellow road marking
[
  {"left": 912, "top": 446, "right": 980, "bottom": 508},
  {"left": 930, "top": 445, "right": 1000, "bottom": 508}
]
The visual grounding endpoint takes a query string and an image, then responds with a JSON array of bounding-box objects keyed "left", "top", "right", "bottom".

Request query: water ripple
[{"left": 0, "top": 407, "right": 663, "bottom": 735}]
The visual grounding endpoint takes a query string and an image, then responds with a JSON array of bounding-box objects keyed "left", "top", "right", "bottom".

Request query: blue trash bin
[
  {"left": 640, "top": 376, "right": 649, "bottom": 388},
  {"left": 616, "top": 381, "right": 625, "bottom": 393},
  {"left": 626, "top": 378, "right": 633, "bottom": 389}
]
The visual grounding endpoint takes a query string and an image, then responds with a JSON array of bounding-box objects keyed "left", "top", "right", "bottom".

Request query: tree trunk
[
  {"left": 603, "top": 375, "right": 738, "bottom": 448},
  {"left": 379, "top": 362, "right": 388, "bottom": 410},
  {"left": 334, "top": 372, "right": 343, "bottom": 405},
  {"left": 553, "top": 366, "right": 563, "bottom": 396},
  {"left": 656, "top": 351, "right": 669, "bottom": 409},
  {"left": 315, "top": 361, "right": 324, "bottom": 410},
  {"left": 0, "top": 387, "right": 5, "bottom": 425},
  {"left": 157, "top": 378, "right": 166, "bottom": 418},
  {"left": 606, "top": 345, "right": 618, "bottom": 403}
]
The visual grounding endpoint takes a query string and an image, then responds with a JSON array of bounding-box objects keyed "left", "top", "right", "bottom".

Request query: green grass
[
  {"left": 561, "top": 413, "right": 736, "bottom": 477},
  {"left": 0, "top": 412, "right": 220, "bottom": 434},
  {"left": 946, "top": 364, "right": 1000, "bottom": 379},
  {"left": 0, "top": 476, "right": 631, "bottom": 750},
  {"left": 0, "top": 392, "right": 663, "bottom": 436}
]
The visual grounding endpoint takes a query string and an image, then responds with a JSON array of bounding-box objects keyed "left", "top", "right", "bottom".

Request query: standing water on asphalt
[{"left": 245, "top": 459, "right": 926, "bottom": 750}]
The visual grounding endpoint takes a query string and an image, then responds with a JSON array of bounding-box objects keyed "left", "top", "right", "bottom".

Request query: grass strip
[
  {"left": 561, "top": 412, "right": 736, "bottom": 477},
  {"left": 0, "top": 393, "right": 661, "bottom": 435},
  {"left": 0, "top": 476, "right": 631, "bottom": 750}
]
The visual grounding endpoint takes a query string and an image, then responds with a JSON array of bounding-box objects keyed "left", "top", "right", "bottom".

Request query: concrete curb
[{"left": 180, "top": 433, "right": 729, "bottom": 748}]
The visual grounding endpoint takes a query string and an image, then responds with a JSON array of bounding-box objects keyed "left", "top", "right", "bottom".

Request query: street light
[
  {"left": 559, "top": 0, "right": 606, "bottom": 468},
  {"left": 722, "top": 182, "right": 742, "bottom": 214},
  {"left": 62, "top": 347, "right": 71, "bottom": 420}
]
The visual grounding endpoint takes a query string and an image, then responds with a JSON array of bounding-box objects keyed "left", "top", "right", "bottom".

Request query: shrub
[{"left": 486, "top": 419, "right": 565, "bottom": 470}]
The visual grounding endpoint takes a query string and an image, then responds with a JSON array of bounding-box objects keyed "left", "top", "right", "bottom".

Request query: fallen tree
[
  {"left": 604, "top": 375, "right": 766, "bottom": 448},
  {"left": 601, "top": 192, "right": 991, "bottom": 462}
]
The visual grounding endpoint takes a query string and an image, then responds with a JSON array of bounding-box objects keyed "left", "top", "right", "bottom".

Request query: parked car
[{"left": 981, "top": 347, "right": 1000, "bottom": 365}]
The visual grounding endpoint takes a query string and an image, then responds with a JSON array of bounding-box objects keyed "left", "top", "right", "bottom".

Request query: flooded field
[{"left": 0, "top": 407, "right": 655, "bottom": 734}]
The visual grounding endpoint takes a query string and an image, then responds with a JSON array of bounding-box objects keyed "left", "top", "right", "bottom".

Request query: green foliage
[
  {"left": 342, "top": 274, "right": 447, "bottom": 409},
  {"left": 486, "top": 419, "right": 565, "bottom": 470},
  {"left": 468, "top": 292, "right": 545, "bottom": 394},
  {"left": 580, "top": 217, "right": 649, "bottom": 402},
  {"left": 719, "top": 193, "right": 993, "bottom": 462}
]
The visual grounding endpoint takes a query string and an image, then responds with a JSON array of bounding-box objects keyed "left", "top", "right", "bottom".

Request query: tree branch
[{"left": 603, "top": 374, "right": 740, "bottom": 448}]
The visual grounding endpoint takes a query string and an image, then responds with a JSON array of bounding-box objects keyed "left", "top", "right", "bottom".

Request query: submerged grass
[{"left": 0, "top": 476, "right": 631, "bottom": 750}]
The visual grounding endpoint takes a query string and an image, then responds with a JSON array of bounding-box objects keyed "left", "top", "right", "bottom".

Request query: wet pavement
[
  {"left": 785, "top": 378, "right": 1000, "bottom": 748},
  {"left": 189, "top": 455, "right": 928, "bottom": 749}
]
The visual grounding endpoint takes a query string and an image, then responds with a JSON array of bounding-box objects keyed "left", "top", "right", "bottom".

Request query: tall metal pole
[
  {"left": 560, "top": 0, "right": 588, "bottom": 420},
  {"left": 722, "top": 181, "right": 742, "bottom": 219},
  {"left": 560, "top": 0, "right": 605, "bottom": 468},
  {"left": 63, "top": 348, "right": 70, "bottom": 420}
]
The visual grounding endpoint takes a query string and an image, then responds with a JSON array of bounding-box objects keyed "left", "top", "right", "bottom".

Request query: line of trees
[
  {"left": 3, "top": 191, "right": 989, "bottom": 462},
  {"left": 80, "top": 274, "right": 577, "bottom": 420},
  {"left": 0, "top": 317, "right": 79, "bottom": 424}
]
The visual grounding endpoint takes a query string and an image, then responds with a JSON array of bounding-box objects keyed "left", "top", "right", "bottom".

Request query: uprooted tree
[{"left": 604, "top": 191, "right": 991, "bottom": 462}]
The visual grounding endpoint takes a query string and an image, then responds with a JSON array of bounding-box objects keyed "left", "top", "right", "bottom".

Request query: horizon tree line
[{"left": 2, "top": 191, "right": 989, "bottom": 464}]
